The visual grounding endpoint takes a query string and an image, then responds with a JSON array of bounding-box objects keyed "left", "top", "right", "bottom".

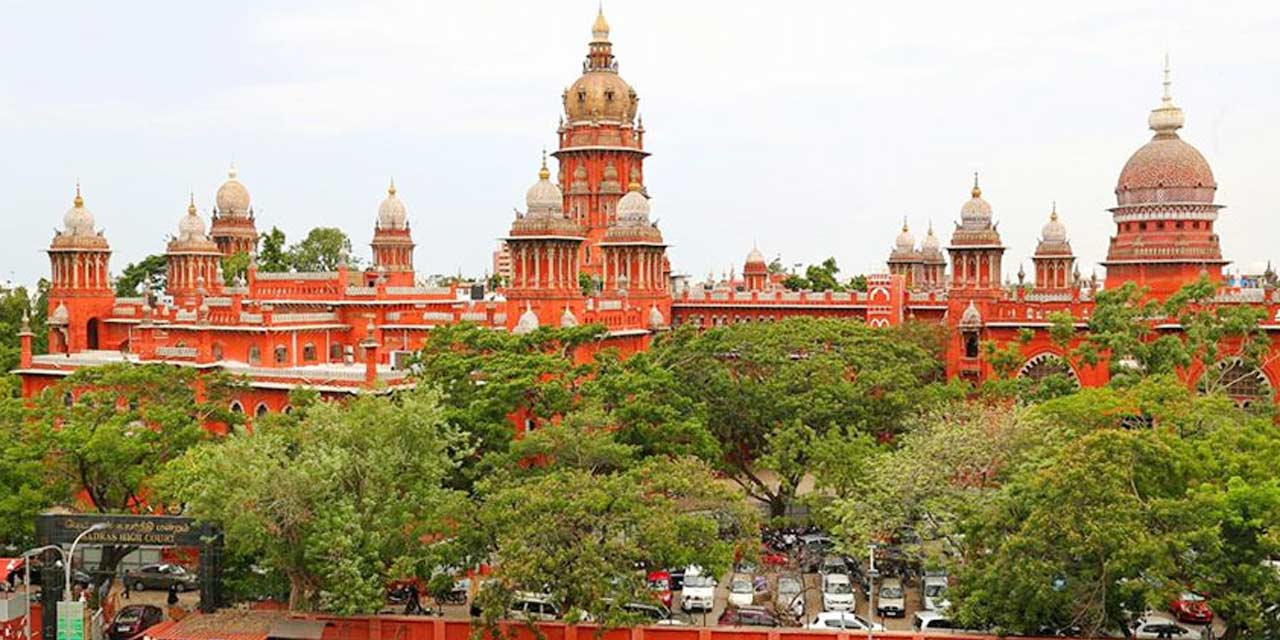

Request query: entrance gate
[{"left": 34, "top": 514, "right": 223, "bottom": 640}]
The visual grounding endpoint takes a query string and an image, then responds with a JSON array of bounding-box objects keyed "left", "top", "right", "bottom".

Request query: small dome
[
  {"left": 525, "top": 157, "right": 564, "bottom": 217},
  {"left": 960, "top": 175, "right": 992, "bottom": 227},
  {"left": 920, "top": 224, "right": 941, "bottom": 250},
  {"left": 894, "top": 220, "right": 916, "bottom": 252},
  {"left": 560, "top": 306, "right": 578, "bottom": 328},
  {"left": 616, "top": 183, "right": 650, "bottom": 225},
  {"left": 1041, "top": 205, "right": 1067, "bottom": 243},
  {"left": 648, "top": 304, "right": 665, "bottom": 329},
  {"left": 177, "top": 195, "right": 208, "bottom": 240},
  {"left": 514, "top": 304, "right": 539, "bottom": 335},
  {"left": 50, "top": 301, "right": 69, "bottom": 325},
  {"left": 745, "top": 246, "right": 766, "bottom": 265},
  {"left": 377, "top": 179, "right": 408, "bottom": 230},
  {"left": 62, "top": 186, "right": 96, "bottom": 237},
  {"left": 215, "top": 164, "right": 251, "bottom": 216}
]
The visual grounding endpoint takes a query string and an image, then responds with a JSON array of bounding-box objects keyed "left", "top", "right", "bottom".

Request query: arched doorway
[
  {"left": 1198, "top": 358, "right": 1272, "bottom": 407},
  {"left": 1017, "top": 352, "right": 1080, "bottom": 387},
  {"left": 86, "top": 318, "right": 100, "bottom": 349}
]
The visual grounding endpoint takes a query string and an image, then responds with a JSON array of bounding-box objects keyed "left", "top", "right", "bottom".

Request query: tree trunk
[{"left": 287, "top": 572, "right": 310, "bottom": 611}]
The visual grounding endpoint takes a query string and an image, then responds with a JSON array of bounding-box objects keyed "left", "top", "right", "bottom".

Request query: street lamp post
[
  {"left": 65, "top": 523, "right": 109, "bottom": 602},
  {"left": 866, "top": 544, "right": 879, "bottom": 640},
  {"left": 20, "top": 545, "right": 64, "bottom": 640}
]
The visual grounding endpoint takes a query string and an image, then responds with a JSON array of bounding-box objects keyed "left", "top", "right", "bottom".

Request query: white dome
[
  {"left": 514, "top": 304, "right": 540, "bottom": 335},
  {"left": 959, "top": 175, "right": 992, "bottom": 228},
  {"left": 921, "top": 224, "right": 940, "bottom": 250},
  {"left": 377, "top": 180, "right": 408, "bottom": 230},
  {"left": 894, "top": 221, "right": 916, "bottom": 252},
  {"left": 62, "top": 188, "right": 96, "bottom": 237},
  {"left": 525, "top": 162, "right": 564, "bottom": 217},
  {"left": 1041, "top": 207, "right": 1067, "bottom": 243},
  {"left": 177, "top": 198, "right": 208, "bottom": 240},
  {"left": 616, "top": 183, "right": 650, "bottom": 225},
  {"left": 745, "top": 246, "right": 766, "bottom": 265},
  {"left": 560, "top": 306, "right": 578, "bottom": 328},
  {"left": 215, "top": 164, "right": 251, "bottom": 216}
]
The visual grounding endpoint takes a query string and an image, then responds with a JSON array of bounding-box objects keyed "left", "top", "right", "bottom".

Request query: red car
[
  {"left": 1170, "top": 592, "right": 1213, "bottom": 624},
  {"left": 647, "top": 570, "right": 672, "bottom": 608},
  {"left": 760, "top": 547, "right": 789, "bottom": 568},
  {"left": 108, "top": 604, "right": 164, "bottom": 640}
]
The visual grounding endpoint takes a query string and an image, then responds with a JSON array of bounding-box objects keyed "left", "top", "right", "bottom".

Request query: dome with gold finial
[
  {"left": 525, "top": 152, "right": 564, "bottom": 217},
  {"left": 564, "top": 7, "right": 638, "bottom": 124},
  {"left": 177, "top": 194, "right": 209, "bottom": 241},
  {"left": 604, "top": 182, "right": 663, "bottom": 243},
  {"left": 1115, "top": 56, "right": 1216, "bottom": 206},
  {"left": 745, "top": 246, "right": 766, "bottom": 266},
  {"left": 960, "top": 173, "right": 993, "bottom": 227},
  {"left": 894, "top": 219, "right": 916, "bottom": 253},
  {"left": 1041, "top": 203, "right": 1068, "bottom": 244},
  {"left": 616, "top": 182, "right": 650, "bottom": 225},
  {"left": 377, "top": 179, "right": 408, "bottom": 230},
  {"left": 61, "top": 184, "right": 96, "bottom": 238},
  {"left": 215, "top": 164, "right": 251, "bottom": 216},
  {"left": 921, "top": 222, "right": 941, "bottom": 252}
]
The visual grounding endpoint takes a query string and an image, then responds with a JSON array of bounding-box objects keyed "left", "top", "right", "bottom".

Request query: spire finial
[
  {"left": 228, "top": 162, "right": 237, "bottom": 180},
  {"left": 971, "top": 172, "right": 981, "bottom": 198},
  {"left": 1148, "top": 53, "right": 1185, "bottom": 136},
  {"left": 189, "top": 192, "right": 197, "bottom": 215},
  {"left": 1051, "top": 200, "right": 1058, "bottom": 221},
  {"left": 902, "top": 216, "right": 909, "bottom": 233},
  {"left": 388, "top": 177, "right": 396, "bottom": 196},
  {"left": 538, "top": 148, "right": 550, "bottom": 180},
  {"left": 592, "top": 3, "right": 610, "bottom": 41},
  {"left": 1162, "top": 51, "right": 1172, "bottom": 102},
  {"left": 74, "top": 180, "right": 83, "bottom": 207},
  {"left": 927, "top": 219, "right": 934, "bottom": 235}
]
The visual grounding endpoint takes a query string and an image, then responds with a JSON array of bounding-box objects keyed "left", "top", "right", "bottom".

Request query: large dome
[
  {"left": 525, "top": 160, "right": 564, "bottom": 216},
  {"left": 178, "top": 197, "right": 208, "bottom": 240},
  {"left": 959, "top": 176, "right": 992, "bottom": 228},
  {"left": 377, "top": 180, "right": 408, "bottom": 230},
  {"left": 1114, "top": 59, "right": 1216, "bottom": 206},
  {"left": 62, "top": 187, "right": 95, "bottom": 237},
  {"left": 216, "top": 165, "right": 251, "bottom": 216},
  {"left": 565, "top": 72, "right": 637, "bottom": 124}
]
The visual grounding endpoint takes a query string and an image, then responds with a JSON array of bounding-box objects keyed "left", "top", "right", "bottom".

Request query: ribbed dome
[
  {"left": 616, "top": 183, "right": 650, "bottom": 225},
  {"left": 648, "top": 304, "right": 665, "bottom": 329},
  {"left": 62, "top": 187, "right": 96, "bottom": 237},
  {"left": 215, "top": 165, "right": 251, "bottom": 216},
  {"left": 377, "top": 180, "right": 408, "bottom": 230},
  {"left": 921, "top": 224, "right": 941, "bottom": 250},
  {"left": 960, "top": 177, "right": 993, "bottom": 228},
  {"left": 525, "top": 159, "right": 564, "bottom": 217},
  {"left": 1114, "top": 58, "right": 1216, "bottom": 206},
  {"left": 1041, "top": 206, "right": 1067, "bottom": 243},
  {"left": 50, "top": 302, "right": 69, "bottom": 326},
  {"left": 959, "top": 301, "right": 983, "bottom": 328},
  {"left": 177, "top": 196, "right": 208, "bottom": 240},
  {"left": 894, "top": 221, "right": 916, "bottom": 252}
]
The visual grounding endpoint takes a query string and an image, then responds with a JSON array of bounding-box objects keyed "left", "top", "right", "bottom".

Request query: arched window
[
  {"left": 302, "top": 343, "right": 316, "bottom": 362},
  {"left": 1199, "top": 359, "right": 1272, "bottom": 407},
  {"left": 273, "top": 346, "right": 288, "bottom": 365},
  {"left": 963, "top": 332, "right": 980, "bottom": 359},
  {"left": 282, "top": 405, "right": 294, "bottom": 415},
  {"left": 248, "top": 345, "right": 261, "bottom": 365},
  {"left": 255, "top": 403, "right": 269, "bottom": 417},
  {"left": 229, "top": 401, "right": 244, "bottom": 415}
]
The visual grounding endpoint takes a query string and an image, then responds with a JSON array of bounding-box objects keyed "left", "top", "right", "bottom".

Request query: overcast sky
[{"left": 2, "top": 0, "right": 1278, "bottom": 287}]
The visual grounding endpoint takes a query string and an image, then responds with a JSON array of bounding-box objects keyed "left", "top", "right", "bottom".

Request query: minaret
[
  {"left": 918, "top": 222, "right": 947, "bottom": 290},
  {"left": 743, "top": 246, "right": 769, "bottom": 291},
  {"left": 46, "top": 183, "right": 115, "bottom": 352},
  {"left": 370, "top": 179, "right": 416, "bottom": 285},
  {"left": 504, "top": 155, "right": 587, "bottom": 332},
  {"left": 886, "top": 219, "right": 924, "bottom": 289},
  {"left": 167, "top": 194, "right": 224, "bottom": 299},
  {"left": 1103, "top": 57, "right": 1225, "bottom": 296},
  {"left": 946, "top": 174, "right": 1006, "bottom": 294},
  {"left": 209, "top": 164, "right": 259, "bottom": 257},
  {"left": 1032, "top": 203, "right": 1076, "bottom": 291},
  {"left": 555, "top": 7, "right": 646, "bottom": 280}
]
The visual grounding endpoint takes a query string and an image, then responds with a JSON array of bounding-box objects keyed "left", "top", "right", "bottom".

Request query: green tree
[
  {"left": 847, "top": 274, "right": 868, "bottom": 292},
  {"left": 0, "top": 283, "right": 47, "bottom": 374},
  {"left": 221, "top": 251, "right": 251, "bottom": 286},
  {"left": 159, "top": 387, "right": 465, "bottom": 613},
  {"left": 257, "top": 227, "right": 289, "bottom": 272},
  {"left": 780, "top": 257, "right": 845, "bottom": 292},
  {"left": 651, "top": 317, "right": 938, "bottom": 517},
  {"left": 114, "top": 253, "right": 168, "bottom": 297},
  {"left": 287, "top": 227, "right": 354, "bottom": 272}
]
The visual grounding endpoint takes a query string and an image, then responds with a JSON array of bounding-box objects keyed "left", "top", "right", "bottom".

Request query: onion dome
[
  {"left": 61, "top": 184, "right": 96, "bottom": 237},
  {"left": 648, "top": 304, "right": 665, "bottom": 329},
  {"left": 560, "top": 306, "right": 578, "bottom": 328},
  {"left": 745, "top": 246, "right": 766, "bottom": 266},
  {"left": 894, "top": 219, "right": 916, "bottom": 252},
  {"left": 959, "top": 300, "right": 983, "bottom": 328},
  {"left": 215, "top": 164, "right": 251, "bottom": 216},
  {"left": 563, "top": 8, "right": 638, "bottom": 124},
  {"left": 1040, "top": 203, "right": 1068, "bottom": 244},
  {"left": 959, "top": 173, "right": 993, "bottom": 228},
  {"left": 377, "top": 179, "right": 408, "bottom": 230},
  {"left": 177, "top": 194, "right": 209, "bottom": 241},
  {"left": 1115, "top": 57, "right": 1216, "bottom": 206},
  {"left": 514, "top": 303, "right": 539, "bottom": 335},
  {"left": 525, "top": 153, "right": 564, "bottom": 217},
  {"left": 616, "top": 182, "right": 650, "bottom": 224},
  {"left": 921, "top": 223, "right": 941, "bottom": 251},
  {"left": 50, "top": 301, "right": 69, "bottom": 326},
  {"left": 604, "top": 182, "right": 664, "bottom": 244}
]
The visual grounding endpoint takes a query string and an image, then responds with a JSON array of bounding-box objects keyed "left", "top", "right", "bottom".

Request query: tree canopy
[
  {"left": 287, "top": 227, "right": 355, "bottom": 272},
  {"left": 114, "top": 254, "right": 168, "bottom": 297}
]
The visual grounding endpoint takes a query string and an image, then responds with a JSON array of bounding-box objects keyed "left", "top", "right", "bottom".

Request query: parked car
[
  {"left": 801, "top": 535, "right": 835, "bottom": 572},
  {"left": 647, "top": 570, "right": 672, "bottom": 608},
  {"left": 921, "top": 571, "right": 950, "bottom": 611},
  {"left": 108, "top": 604, "right": 164, "bottom": 640},
  {"left": 621, "top": 602, "right": 672, "bottom": 623},
  {"left": 1170, "top": 592, "right": 1213, "bottom": 624},
  {"left": 680, "top": 572, "right": 716, "bottom": 612},
  {"left": 760, "top": 547, "right": 789, "bottom": 568},
  {"left": 728, "top": 576, "right": 756, "bottom": 607},
  {"left": 821, "top": 573, "right": 854, "bottom": 612},
  {"left": 718, "top": 606, "right": 780, "bottom": 627},
  {"left": 1132, "top": 615, "right": 1194, "bottom": 640},
  {"left": 913, "top": 611, "right": 955, "bottom": 632},
  {"left": 507, "top": 593, "right": 560, "bottom": 621},
  {"left": 819, "top": 556, "right": 849, "bottom": 577},
  {"left": 668, "top": 566, "right": 689, "bottom": 592},
  {"left": 877, "top": 577, "right": 906, "bottom": 618},
  {"left": 126, "top": 564, "right": 197, "bottom": 592},
  {"left": 808, "top": 611, "right": 883, "bottom": 631},
  {"left": 776, "top": 575, "right": 805, "bottom": 620}
]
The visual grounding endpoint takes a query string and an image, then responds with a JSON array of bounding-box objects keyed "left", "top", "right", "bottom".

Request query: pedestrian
[
  {"left": 121, "top": 578, "right": 130, "bottom": 600},
  {"left": 166, "top": 584, "right": 179, "bottom": 607}
]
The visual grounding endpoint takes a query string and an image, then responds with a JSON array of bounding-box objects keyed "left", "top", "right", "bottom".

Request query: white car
[
  {"left": 680, "top": 572, "right": 716, "bottom": 612},
  {"left": 807, "top": 612, "right": 884, "bottom": 632},
  {"left": 821, "top": 573, "right": 855, "bottom": 612},
  {"left": 876, "top": 577, "right": 906, "bottom": 617},
  {"left": 1132, "top": 616, "right": 1193, "bottom": 640},
  {"left": 507, "top": 593, "right": 560, "bottom": 621},
  {"left": 776, "top": 575, "right": 805, "bottom": 619},
  {"left": 728, "top": 576, "right": 755, "bottom": 607},
  {"left": 921, "top": 573, "right": 950, "bottom": 612},
  {"left": 913, "top": 611, "right": 956, "bottom": 632}
]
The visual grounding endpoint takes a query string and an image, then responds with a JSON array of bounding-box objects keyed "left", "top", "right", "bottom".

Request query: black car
[
  {"left": 718, "top": 606, "right": 780, "bottom": 627},
  {"left": 125, "top": 564, "right": 198, "bottom": 592},
  {"left": 108, "top": 604, "right": 163, "bottom": 640}
]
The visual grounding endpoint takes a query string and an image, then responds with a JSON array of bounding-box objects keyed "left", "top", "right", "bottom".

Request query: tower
[
  {"left": 46, "top": 184, "right": 115, "bottom": 353},
  {"left": 743, "top": 247, "right": 769, "bottom": 292},
  {"left": 946, "top": 174, "right": 1006, "bottom": 294},
  {"left": 554, "top": 7, "right": 647, "bottom": 279},
  {"left": 918, "top": 223, "right": 947, "bottom": 290},
  {"left": 166, "top": 195, "right": 224, "bottom": 299},
  {"left": 599, "top": 181, "right": 670, "bottom": 330},
  {"left": 505, "top": 156, "right": 587, "bottom": 332},
  {"left": 886, "top": 220, "right": 924, "bottom": 289},
  {"left": 370, "top": 180, "right": 416, "bottom": 285},
  {"left": 209, "top": 165, "right": 259, "bottom": 257},
  {"left": 1103, "top": 57, "right": 1225, "bottom": 296},
  {"left": 1032, "top": 204, "right": 1076, "bottom": 291}
]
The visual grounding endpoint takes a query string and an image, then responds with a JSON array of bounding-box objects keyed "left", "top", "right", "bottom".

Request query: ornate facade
[{"left": 14, "top": 16, "right": 1280, "bottom": 414}]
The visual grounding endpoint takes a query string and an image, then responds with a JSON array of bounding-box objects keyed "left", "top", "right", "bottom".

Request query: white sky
[{"left": 2, "top": 0, "right": 1278, "bottom": 286}]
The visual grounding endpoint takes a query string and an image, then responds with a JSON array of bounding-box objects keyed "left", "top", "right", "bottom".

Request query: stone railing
[
  {"left": 155, "top": 346, "right": 198, "bottom": 359},
  {"left": 386, "top": 286, "right": 452, "bottom": 296},
  {"left": 256, "top": 271, "right": 338, "bottom": 281},
  {"left": 1024, "top": 292, "right": 1075, "bottom": 303},
  {"left": 113, "top": 306, "right": 138, "bottom": 316},
  {"left": 115, "top": 297, "right": 145, "bottom": 305},
  {"left": 174, "top": 310, "right": 197, "bottom": 323},
  {"left": 492, "top": 313, "right": 507, "bottom": 324},
  {"left": 830, "top": 292, "right": 852, "bottom": 301},
  {"left": 223, "top": 286, "right": 249, "bottom": 295},
  {"left": 1215, "top": 289, "right": 1266, "bottom": 303},
  {"left": 345, "top": 286, "right": 377, "bottom": 296},
  {"left": 239, "top": 312, "right": 264, "bottom": 324},
  {"left": 234, "top": 366, "right": 410, "bottom": 383},
  {"left": 273, "top": 312, "right": 339, "bottom": 324},
  {"left": 460, "top": 312, "right": 487, "bottom": 322},
  {"left": 423, "top": 312, "right": 453, "bottom": 322},
  {"left": 598, "top": 300, "right": 624, "bottom": 311},
  {"left": 204, "top": 296, "right": 232, "bottom": 307}
]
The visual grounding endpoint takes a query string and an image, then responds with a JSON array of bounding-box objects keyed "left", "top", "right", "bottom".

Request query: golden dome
[{"left": 565, "top": 71, "right": 637, "bottom": 123}]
